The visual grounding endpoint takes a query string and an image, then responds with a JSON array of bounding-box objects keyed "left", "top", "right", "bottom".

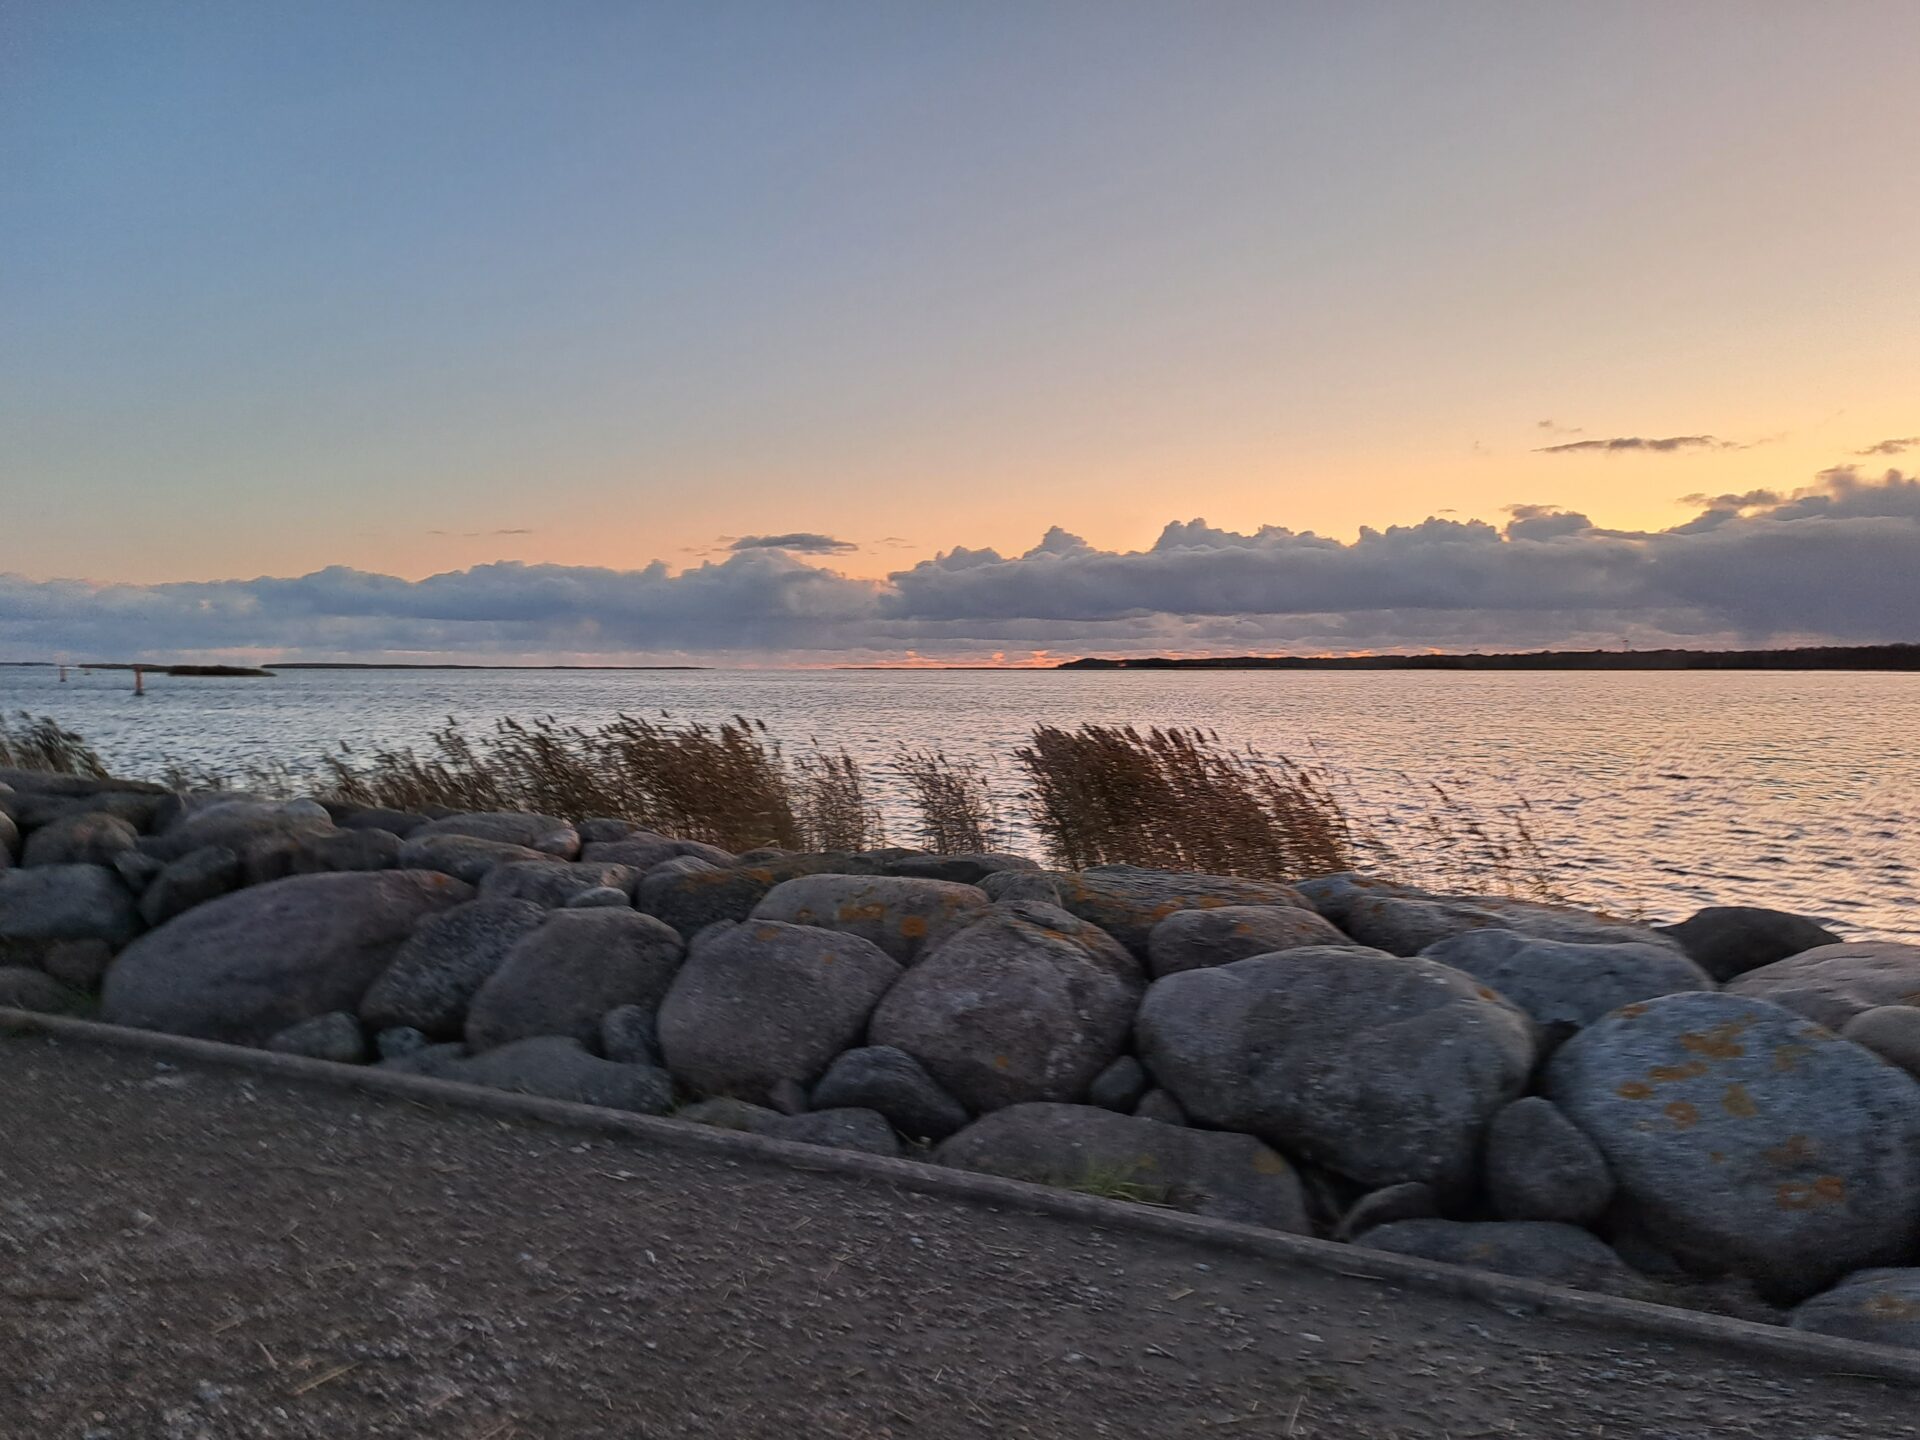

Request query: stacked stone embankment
[{"left": 6, "top": 763, "right": 1920, "bottom": 1345}]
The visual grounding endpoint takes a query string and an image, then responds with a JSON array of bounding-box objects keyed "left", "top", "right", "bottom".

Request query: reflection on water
[{"left": 4, "top": 666, "right": 1915, "bottom": 940}]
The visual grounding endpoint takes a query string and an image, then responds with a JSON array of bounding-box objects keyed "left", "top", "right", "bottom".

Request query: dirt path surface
[{"left": 3, "top": 1034, "right": 1915, "bottom": 1440}]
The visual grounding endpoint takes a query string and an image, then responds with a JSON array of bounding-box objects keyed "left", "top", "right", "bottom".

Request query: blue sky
[{"left": 3, "top": 2, "right": 1917, "bottom": 661}]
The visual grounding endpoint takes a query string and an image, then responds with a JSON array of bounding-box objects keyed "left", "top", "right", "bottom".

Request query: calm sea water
[{"left": 4, "top": 665, "right": 1916, "bottom": 941}]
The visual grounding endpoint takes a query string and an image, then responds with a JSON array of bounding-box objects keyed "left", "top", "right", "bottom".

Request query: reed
[
  {"left": 0, "top": 712, "right": 110, "bottom": 778},
  {"left": 894, "top": 747, "right": 1001, "bottom": 854},
  {"left": 1014, "top": 723, "right": 1355, "bottom": 879}
]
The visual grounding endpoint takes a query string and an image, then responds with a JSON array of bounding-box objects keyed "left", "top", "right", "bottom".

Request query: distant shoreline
[{"left": 1056, "top": 644, "right": 1920, "bottom": 672}]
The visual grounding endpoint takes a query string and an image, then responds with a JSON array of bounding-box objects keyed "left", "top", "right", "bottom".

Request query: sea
[{"left": 4, "top": 664, "right": 1916, "bottom": 941}]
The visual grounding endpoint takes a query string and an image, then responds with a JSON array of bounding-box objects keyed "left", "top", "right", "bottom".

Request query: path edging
[{"left": 7, "top": 1005, "right": 1919, "bottom": 1385}]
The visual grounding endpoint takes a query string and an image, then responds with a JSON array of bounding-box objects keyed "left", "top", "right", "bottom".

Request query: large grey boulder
[
  {"left": 637, "top": 858, "right": 774, "bottom": 938},
  {"left": 1135, "top": 948, "right": 1535, "bottom": 1193},
  {"left": 1483, "top": 1096, "right": 1614, "bottom": 1225},
  {"left": 1145, "top": 904, "right": 1355, "bottom": 979},
  {"left": 937, "top": 1103, "right": 1311, "bottom": 1234},
  {"left": 1359, "top": 1220, "right": 1643, "bottom": 1295},
  {"left": 0, "top": 803, "right": 19, "bottom": 862},
  {"left": 1791, "top": 1269, "right": 1920, "bottom": 1348},
  {"left": 21, "top": 811, "right": 139, "bottom": 868},
  {"left": 359, "top": 898, "right": 549, "bottom": 1037},
  {"left": 334, "top": 806, "right": 430, "bottom": 838},
  {"left": 870, "top": 901, "right": 1143, "bottom": 1113},
  {"left": 1659, "top": 905, "right": 1845, "bottom": 983},
  {"left": 582, "top": 834, "right": 735, "bottom": 871},
  {"left": 478, "top": 860, "right": 641, "bottom": 908},
  {"left": 397, "top": 833, "right": 554, "bottom": 885},
  {"left": 1727, "top": 942, "right": 1920, "bottom": 1032},
  {"left": 266, "top": 1011, "right": 370, "bottom": 1064},
  {"left": 1842, "top": 1007, "right": 1920, "bottom": 1081},
  {"left": 1545, "top": 991, "right": 1920, "bottom": 1299},
  {"left": 1335, "top": 1182, "right": 1438, "bottom": 1241},
  {"left": 979, "top": 870, "right": 1066, "bottom": 906},
  {"left": 100, "top": 870, "right": 470, "bottom": 1044},
  {"left": 809, "top": 1045, "right": 969, "bottom": 1141},
  {"left": 465, "top": 908, "right": 685, "bottom": 1052},
  {"left": 1342, "top": 890, "right": 1667, "bottom": 957},
  {"left": 239, "top": 826, "right": 401, "bottom": 885},
  {"left": 599, "top": 1004, "right": 661, "bottom": 1067},
  {"left": 1421, "top": 928, "right": 1714, "bottom": 1033},
  {"left": 0, "top": 965, "right": 85, "bottom": 1014},
  {"left": 881, "top": 853, "right": 1040, "bottom": 886},
  {"left": 749, "top": 874, "right": 990, "bottom": 965},
  {"left": 0, "top": 864, "right": 143, "bottom": 966},
  {"left": 1053, "top": 866, "right": 1310, "bottom": 958},
  {"left": 412, "top": 811, "right": 580, "bottom": 859},
  {"left": 138, "top": 846, "right": 245, "bottom": 928},
  {"left": 1087, "top": 1055, "right": 1150, "bottom": 1112},
  {"left": 141, "top": 799, "right": 333, "bottom": 863},
  {"left": 443, "top": 1037, "right": 673, "bottom": 1113},
  {"left": 656, "top": 919, "right": 901, "bottom": 1104}
]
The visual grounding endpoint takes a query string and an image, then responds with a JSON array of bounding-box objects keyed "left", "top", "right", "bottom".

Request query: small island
[{"left": 1059, "top": 643, "right": 1920, "bottom": 672}]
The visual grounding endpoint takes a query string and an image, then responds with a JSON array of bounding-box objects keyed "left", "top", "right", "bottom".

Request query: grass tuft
[{"left": 0, "top": 712, "right": 110, "bottom": 778}]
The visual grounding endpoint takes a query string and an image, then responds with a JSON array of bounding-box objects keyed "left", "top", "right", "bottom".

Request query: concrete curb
[{"left": 7, "top": 1006, "right": 1920, "bottom": 1386}]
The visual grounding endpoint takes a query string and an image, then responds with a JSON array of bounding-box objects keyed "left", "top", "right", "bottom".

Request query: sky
[{"left": 3, "top": 1, "right": 1918, "bottom": 664}]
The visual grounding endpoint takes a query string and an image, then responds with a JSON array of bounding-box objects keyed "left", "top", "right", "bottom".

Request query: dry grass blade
[
  {"left": 1015, "top": 723, "right": 1353, "bottom": 879},
  {"left": 0, "top": 711, "right": 110, "bottom": 777},
  {"left": 895, "top": 746, "right": 1000, "bottom": 854}
]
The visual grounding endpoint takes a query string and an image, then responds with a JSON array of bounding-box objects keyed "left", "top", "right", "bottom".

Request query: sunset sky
[{"left": 4, "top": 2, "right": 1918, "bottom": 663}]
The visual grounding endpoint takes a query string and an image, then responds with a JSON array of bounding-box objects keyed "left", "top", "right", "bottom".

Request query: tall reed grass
[{"left": 4, "top": 709, "right": 1568, "bottom": 899}]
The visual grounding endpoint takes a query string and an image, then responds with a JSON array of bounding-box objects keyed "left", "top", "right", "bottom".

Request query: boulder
[
  {"left": 100, "top": 870, "right": 470, "bottom": 1044},
  {"left": 881, "top": 853, "right": 1040, "bottom": 886},
  {"left": 1146, "top": 904, "right": 1355, "bottom": 979},
  {"left": 397, "top": 833, "right": 554, "bottom": 885},
  {"left": 809, "top": 1045, "right": 969, "bottom": 1141},
  {"left": 870, "top": 901, "right": 1143, "bottom": 1113},
  {"left": 335, "top": 807, "right": 430, "bottom": 838},
  {"left": 1135, "top": 948, "right": 1535, "bottom": 1193},
  {"left": 1359, "top": 1220, "right": 1643, "bottom": 1295},
  {"left": 266, "top": 1012, "right": 370, "bottom": 1064},
  {"left": 749, "top": 874, "right": 990, "bottom": 965},
  {"left": 141, "top": 799, "right": 333, "bottom": 863},
  {"left": 1545, "top": 990, "right": 1920, "bottom": 1299},
  {"left": 565, "top": 886, "right": 632, "bottom": 909},
  {"left": 1659, "top": 905, "right": 1846, "bottom": 982},
  {"left": 1342, "top": 891, "right": 1667, "bottom": 957},
  {"left": 1335, "top": 1182, "right": 1438, "bottom": 1241},
  {"left": 576, "top": 817, "right": 643, "bottom": 845},
  {"left": 1727, "top": 942, "right": 1920, "bottom": 1032},
  {"left": 376, "top": 1026, "right": 431, "bottom": 1060},
  {"left": 675, "top": 1098, "right": 902, "bottom": 1156},
  {"left": 938, "top": 1103, "right": 1311, "bottom": 1233},
  {"left": 1483, "top": 1096, "right": 1614, "bottom": 1225},
  {"left": 637, "top": 858, "right": 773, "bottom": 938},
  {"left": 10, "top": 789, "right": 170, "bottom": 834},
  {"left": 478, "top": 860, "right": 641, "bottom": 908},
  {"left": 0, "top": 864, "right": 143, "bottom": 967},
  {"left": 1088, "top": 1055, "right": 1150, "bottom": 1112},
  {"left": 1791, "top": 1269, "right": 1920, "bottom": 1348},
  {"left": 21, "top": 811, "right": 138, "bottom": 868},
  {"left": 412, "top": 811, "right": 581, "bottom": 859},
  {"left": 0, "top": 805, "right": 19, "bottom": 861},
  {"left": 359, "top": 898, "right": 549, "bottom": 1037},
  {"left": 443, "top": 1037, "right": 673, "bottom": 1113},
  {"left": 656, "top": 919, "right": 901, "bottom": 1104},
  {"left": 40, "top": 939, "right": 113, "bottom": 990},
  {"left": 465, "top": 908, "right": 685, "bottom": 1052},
  {"left": 379, "top": 1041, "right": 467, "bottom": 1076},
  {"left": 1053, "top": 866, "right": 1310, "bottom": 958},
  {"left": 1420, "top": 928, "right": 1714, "bottom": 1033},
  {"left": 979, "top": 870, "right": 1066, "bottom": 906},
  {"left": 239, "top": 827, "right": 401, "bottom": 884},
  {"left": 0, "top": 965, "right": 85, "bottom": 1014},
  {"left": 1842, "top": 1007, "right": 1920, "bottom": 1080},
  {"left": 600, "top": 1004, "right": 662, "bottom": 1067},
  {"left": 138, "top": 846, "right": 244, "bottom": 927},
  {"left": 111, "top": 849, "right": 164, "bottom": 893},
  {"left": 1133, "top": 1089, "right": 1188, "bottom": 1125},
  {"left": 583, "top": 835, "right": 735, "bottom": 871}
]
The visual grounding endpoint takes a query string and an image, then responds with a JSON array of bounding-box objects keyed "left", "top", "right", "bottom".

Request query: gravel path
[{"left": 3, "top": 1032, "right": 1916, "bottom": 1439}]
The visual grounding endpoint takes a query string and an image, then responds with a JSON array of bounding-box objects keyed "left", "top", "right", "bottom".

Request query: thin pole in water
[{"left": 133, "top": 666, "right": 145, "bottom": 697}]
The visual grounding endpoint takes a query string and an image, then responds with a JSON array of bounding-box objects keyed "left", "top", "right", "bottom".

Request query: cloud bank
[
  {"left": 727, "top": 533, "right": 859, "bottom": 554},
  {"left": 4, "top": 469, "right": 1917, "bottom": 664}
]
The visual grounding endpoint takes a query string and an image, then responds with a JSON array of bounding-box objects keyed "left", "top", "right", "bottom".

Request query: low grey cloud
[
  {"left": 727, "top": 533, "right": 859, "bottom": 554},
  {"left": 4, "top": 470, "right": 1917, "bottom": 663},
  {"left": 1858, "top": 437, "right": 1919, "bottom": 457},
  {"left": 427, "top": 528, "right": 536, "bottom": 537},
  {"left": 1536, "top": 435, "right": 1734, "bottom": 455}
]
